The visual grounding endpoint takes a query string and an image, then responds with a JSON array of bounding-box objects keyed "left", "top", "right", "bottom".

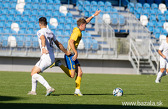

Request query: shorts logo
[{"left": 73, "top": 65, "right": 75, "bottom": 68}]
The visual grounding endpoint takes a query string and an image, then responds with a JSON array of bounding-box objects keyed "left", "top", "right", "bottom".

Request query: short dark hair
[
  {"left": 77, "top": 18, "right": 87, "bottom": 27},
  {"left": 167, "top": 34, "right": 168, "bottom": 37},
  {"left": 39, "top": 17, "right": 47, "bottom": 26}
]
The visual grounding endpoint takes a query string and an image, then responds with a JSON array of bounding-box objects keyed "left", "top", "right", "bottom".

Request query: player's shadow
[
  {"left": 0, "top": 95, "right": 23, "bottom": 101},
  {"left": 124, "top": 93, "right": 145, "bottom": 95}
]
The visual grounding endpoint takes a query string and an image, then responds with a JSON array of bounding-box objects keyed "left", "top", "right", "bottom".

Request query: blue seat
[
  {"left": 105, "top": 1, "right": 111, "bottom": 6},
  {"left": 153, "top": 28, "right": 161, "bottom": 38},
  {"left": 32, "top": 0, "right": 39, "bottom": 3},
  {"left": 141, "top": 10, "right": 149, "bottom": 17},
  {"left": 47, "top": 0, "right": 53, "bottom": 3},
  {"left": 111, "top": 14, "right": 118, "bottom": 25},
  {"left": 119, "top": 15, "right": 125, "bottom": 26},
  {"left": 84, "top": 1, "right": 90, "bottom": 6},
  {"left": 2, "top": 36, "right": 8, "bottom": 47},
  {"left": 147, "top": 22, "right": 154, "bottom": 32},
  {"left": 143, "top": 3, "right": 150, "bottom": 11},
  {"left": 156, "top": 22, "right": 163, "bottom": 31},
  {"left": 83, "top": 39, "right": 92, "bottom": 50},
  {"left": 149, "top": 15, "right": 157, "bottom": 22},
  {"left": 150, "top": 9, "right": 156, "bottom": 16},
  {"left": 39, "top": 0, "right": 46, "bottom": 3},
  {"left": 92, "top": 39, "right": 99, "bottom": 50},
  {"left": 98, "top": 1, "right": 104, "bottom": 6},
  {"left": 136, "top": 3, "right": 142, "bottom": 9},
  {"left": 90, "top": 1, "right": 97, "bottom": 6},
  {"left": 151, "top": 3, "right": 158, "bottom": 11},
  {"left": 128, "top": 3, "right": 134, "bottom": 13},
  {"left": 161, "top": 29, "right": 168, "bottom": 36},
  {"left": 158, "top": 16, "right": 166, "bottom": 24}
]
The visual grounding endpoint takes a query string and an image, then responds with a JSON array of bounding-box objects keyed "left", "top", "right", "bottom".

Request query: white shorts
[
  {"left": 160, "top": 57, "right": 168, "bottom": 69},
  {"left": 35, "top": 53, "right": 55, "bottom": 72}
]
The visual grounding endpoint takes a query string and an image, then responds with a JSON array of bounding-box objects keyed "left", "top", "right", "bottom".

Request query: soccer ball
[{"left": 113, "top": 88, "right": 123, "bottom": 96}]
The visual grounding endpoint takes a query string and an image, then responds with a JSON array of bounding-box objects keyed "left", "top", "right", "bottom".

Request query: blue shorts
[{"left": 64, "top": 54, "right": 80, "bottom": 70}]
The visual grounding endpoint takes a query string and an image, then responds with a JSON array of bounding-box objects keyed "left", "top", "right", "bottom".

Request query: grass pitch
[{"left": 0, "top": 71, "right": 168, "bottom": 109}]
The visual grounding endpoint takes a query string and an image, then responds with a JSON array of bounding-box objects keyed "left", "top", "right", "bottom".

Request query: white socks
[
  {"left": 156, "top": 71, "right": 162, "bottom": 82},
  {"left": 31, "top": 77, "right": 37, "bottom": 92},
  {"left": 32, "top": 74, "right": 51, "bottom": 91}
]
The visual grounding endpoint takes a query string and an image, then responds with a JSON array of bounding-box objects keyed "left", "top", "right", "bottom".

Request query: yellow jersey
[{"left": 68, "top": 27, "right": 82, "bottom": 54}]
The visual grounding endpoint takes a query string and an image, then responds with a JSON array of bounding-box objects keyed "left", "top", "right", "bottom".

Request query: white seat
[
  {"left": 140, "top": 15, "right": 148, "bottom": 26},
  {"left": 17, "top": 0, "right": 25, "bottom": 6},
  {"left": 59, "top": 6, "right": 68, "bottom": 15},
  {"left": 78, "top": 39, "right": 84, "bottom": 50},
  {"left": 159, "top": 35, "right": 166, "bottom": 43},
  {"left": 16, "top": 4, "right": 24, "bottom": 14},
  {"left": 159, "top": 3, "right": 167, "bottom": 14},
  {"left": 11, "top": 23, "right": 20, "bottom": 33},
  {"left": 163, "top": 22, "right": 168, "bottom": 32},
  {"left": 50, "top": 18, "right": 58, "bottom": 28},
  {"left": 102, "top": 14, "right": 111, "bottom": 24},
  {"left": 8, "top": 36, "right": 17, "bottom": 47}
]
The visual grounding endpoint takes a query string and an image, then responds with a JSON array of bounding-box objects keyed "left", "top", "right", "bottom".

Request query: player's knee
[
  {"left": 78, "top": 71, "right": 83, "bottom": 77},
  {"left": 160, "top": 69, "right": 165, "bottom": 73}
]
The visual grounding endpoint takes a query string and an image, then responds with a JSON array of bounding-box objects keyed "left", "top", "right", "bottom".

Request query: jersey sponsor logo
[{"left": 38, "top": 32, "right": 41, "bottom": 36}]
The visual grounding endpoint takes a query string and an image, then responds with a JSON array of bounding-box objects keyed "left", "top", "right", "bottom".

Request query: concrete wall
[{"left": 0, "top": 57, "right": 136, "bottom": 74}]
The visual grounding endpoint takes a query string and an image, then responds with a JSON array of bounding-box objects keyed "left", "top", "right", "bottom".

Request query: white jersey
[
  {"left": 37, "top": 28, "right": 56, "bottom": 54},
  {"left": 36, "top": 28, "right": 56, "bottom": 72},
  {"left": 159, "top": 41, "right": 168, "bottom": 58}
]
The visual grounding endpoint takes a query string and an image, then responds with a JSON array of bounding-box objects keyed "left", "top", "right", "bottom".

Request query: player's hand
[
  {"left": 42, "top": 48, "right": 49, "bottom": 54},
  {"left": 94, "top": 10, "right": 101, "bottom": 16},
  {"left": 72, "top": 54, "right": 77, "bottom": 61},
  {"left": 66, "top": 51, "right": 71, "bottom": 56}
]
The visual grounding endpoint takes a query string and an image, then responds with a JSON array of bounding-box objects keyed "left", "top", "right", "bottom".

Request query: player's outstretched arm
[
  {"left": 86, "top": 10, "right": 101, "bottom": 24},
  {"left": 54, "top": 40, "right": 71, "bottom": 56}
]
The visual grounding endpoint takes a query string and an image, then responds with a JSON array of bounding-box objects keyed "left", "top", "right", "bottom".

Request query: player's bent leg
[{"left": 29, "top": 66, "right": 55, "bottom": 96}]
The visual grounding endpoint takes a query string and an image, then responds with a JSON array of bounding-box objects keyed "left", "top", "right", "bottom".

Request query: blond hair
[{"left": 77, "top": 18, "right": 87, "bottom": 27}]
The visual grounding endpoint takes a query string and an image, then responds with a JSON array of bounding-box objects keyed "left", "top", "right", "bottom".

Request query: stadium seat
[
  {"left": 50, "top": 18, "right": 58, "bottom": 28},
  {"left": 147, "top": 22, "right": 154, "bottom": 32},
  {"left": 98, "top": 1, "right": 104, "bottom": 7},
  {"left": 161, "top": 29, "right": 168, "bottom": 36},
  {"left": 163, "top": 22, "right": 168, "bottom": 32},
  {"left": 119, "top": 15, "right": 126, "bottom": 26},
  {"left": 16, "top": 37, "right": 24, "bottom": 47},
  {"left": 140, "top": 15, "right": 148, "bottom": 26},
  {"left": 16, "top": 3, "right": 24, "bottom": 14},
  {"left": 11, "top": 23, "right": 20, "bottom": 33},
  {"left": 91, "top": 1, "right": 97, "bottom": 6},
  {"left": 102, "top": 14, "right": 111, "bottom": 24},
  {"left": 8, "top": 36, "right": 16, "bottom": 47},
  {"left": 141, "top": 9, "right": 149, "bottom": 18},
  {"left": 2, "top": 36, "right": 8, "bottom": 47},
  {"left": 105, "top": 1, "right": 111, "bottom": 7},
  {"left": 92, "top": 39, "right": 99, "bottom": 50},
  {"left": 159, "top": 3, "right": 167, "bottom": 14},
  {"left": 135, "top": 3, "right": 142, "bottom": 9},
  {"left": 151, "top": 3, "right": 158, "bottom": 11},
  {"left": 83, "top": 39, "right": 92, "bottom": 50},
  {"left": 153, "top": 28, "right": 161, "bottom": 38},
  {"left": 59, "top": 6, "right": 68, "bottom": 15},
  {"left": 158, "top": 16, "right": 166, "bottom": 24},
  {"left": 156, "top": 22, "right": 164, "bottom": 31},
  {"left": 159, "top": 34, "right": 166, "bottom": 43}
]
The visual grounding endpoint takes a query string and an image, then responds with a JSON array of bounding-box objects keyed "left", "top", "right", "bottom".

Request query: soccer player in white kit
[
  {"left": 155, "top": 35, "right": 168, "bottom": 83},
  {"left": 28, "top": 17, "right": 70, "bottom": 96}
]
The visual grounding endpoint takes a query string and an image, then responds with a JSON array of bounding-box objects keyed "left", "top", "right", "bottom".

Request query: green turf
[{"left": 0, "top": 71, "right": 168, "bottom": 109}]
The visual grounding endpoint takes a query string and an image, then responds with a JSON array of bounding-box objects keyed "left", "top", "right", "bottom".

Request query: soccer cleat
[
  {"left": 50, "top": 60, "right": 61, "bottom": 68},
  {"left": 45, "top": 88, "right": 55, "bottom": 96},
  {"left": 27, "top": 91, "right": 37, "bottom": 95},
  {"left": 55, "top": 60, "right": 61, "bottom": 66},
  {"left": 74, "top": 89, "right": 83, "bottom": 96},
  {"left": 155, "top": 80, "right": 160, "bottom": 83}
]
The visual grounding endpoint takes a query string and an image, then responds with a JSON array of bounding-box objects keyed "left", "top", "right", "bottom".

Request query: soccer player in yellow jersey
[{"left": 51, "top": 10, "right": 101, "bottom": 96}]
